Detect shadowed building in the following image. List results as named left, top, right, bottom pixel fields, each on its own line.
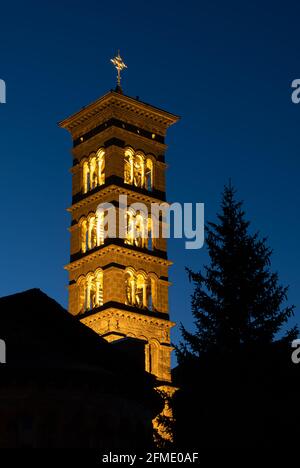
left=0, top=289, right=161, bottom=448
left=59, top=55, right=179, bottom=405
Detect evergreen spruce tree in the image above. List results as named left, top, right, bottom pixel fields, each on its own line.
left=178, top=182, right=297, bottom=361
left=172, top=183, right=298, bottom=449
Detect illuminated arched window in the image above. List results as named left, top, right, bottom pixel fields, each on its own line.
left=83, top=160, right=90, bottom=194
left=124, top=210, right=150, bottom=249
left=80, top=212, right=105, bottom=253
left=94, top=269, right=104, bottom=308
left=89, top=156, right=97, bottom=189
left=77, top=269, right=103, bottom=313
left=125, top=210, right=135, bottom=246
left=133, top=154, right=144, bottom=188
left=124, top=269, right=153, bottom=310
left=88, top=214, right=97, bottom=250
left=124, top=148, right=154, bottom=190
left=96, top=210, right=105, bottom=246
left=124, top=148, right=134, bottom=185
left=147, top=217, right=154, bottom=250
left=135, top=213, right=147, bottom=248
left=82, top=148, right=105, bottom=194
left=125, top=270, right=135, bottom=306
left=145, top=158, right=153, bottom=191
left=136, top=273, right=147, bottom=307
left=96, top=148, right=105, bottom=185
left=148, top=274, right=158, bottom=311
left=79, top=218, right=88, bottom=253
left=78, top=276, right=86, bottom=313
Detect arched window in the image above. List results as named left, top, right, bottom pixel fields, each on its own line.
left=136, top=273, right=146, bottom=307
left=86, top=272, right=96, bottom=310
left=124, top=148, right=154, bottom=191
left=82, top=149, right=105, bottom=194
left=83, top=161, right=90, bottom=194
left=96, top=211, right=105, bottom=246
left=94, top=268, right=104, bottom=307
left=78, top=276, right=86, bottom=314
left=90, top=156, right=98, bottom=189
left=124, top=269, right=153, bottom=309
left=80, top=213, right=105, bottom=253
left=135, top=213, right=147, bottom=248
left=148, top=274, right=157, bottom=311
left=125, top=210, right=135, bottom=246
left=125, top=270, right=135, bottom=306
left=77, top=269, right=103, bottom=313
left=88, top=215, right=97, bottom=250
left=79, top=218, right=88, bottom=253
left=124, top=210, right=150, bottom=249
left=124, top=148, right=134, bottom=185
left=147, top=217, right=154, bottom=250
left=145, top=158, right=153, bottom=191
left=96, top=148, right=105, bottom=186
left=133, top=154, right=144, bottom=188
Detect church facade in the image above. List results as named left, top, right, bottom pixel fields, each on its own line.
left=59, top=60, right=178, bottom=387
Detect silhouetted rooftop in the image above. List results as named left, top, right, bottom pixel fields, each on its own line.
left=0, top=289, right=161, bottom=411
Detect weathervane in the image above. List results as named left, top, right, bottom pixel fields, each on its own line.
left=110, top=51, right=127, bottom=90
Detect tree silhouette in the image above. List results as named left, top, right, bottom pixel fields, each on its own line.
left=172, top=183, right=298, bottom=449
left=178, top=182, right=297, bottom=360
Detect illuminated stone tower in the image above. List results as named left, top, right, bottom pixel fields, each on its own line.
left=59, top=54, right=179, bottom=386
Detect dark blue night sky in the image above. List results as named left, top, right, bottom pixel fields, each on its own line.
left=0, top=0, right=299, bottom=350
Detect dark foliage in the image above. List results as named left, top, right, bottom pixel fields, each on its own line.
left=172, top=183, right=299, bottom=449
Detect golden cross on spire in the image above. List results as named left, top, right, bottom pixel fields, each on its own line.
left=110, top=51, right=127, bottom=89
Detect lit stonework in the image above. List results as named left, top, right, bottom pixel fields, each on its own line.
left=59, top=90, right=179, bottom=385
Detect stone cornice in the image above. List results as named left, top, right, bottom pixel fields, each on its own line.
left=65, top=244, right=173, bottom=271
left=80, top=307, right=175, bottom=329
left=67, top=184, right=169, bottom=213
left=58, top=91, right=180, bottom=137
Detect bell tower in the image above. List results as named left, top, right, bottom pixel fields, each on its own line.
left=59, top=54, right=179, bottom=385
